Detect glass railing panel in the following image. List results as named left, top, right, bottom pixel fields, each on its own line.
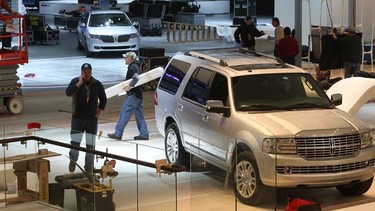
left=138, top=164, right=177, bottom=210
left=184, top=142, right=236, bottom=210
left=227, top=140, right=278, bottom=211
left=0, top=125, right=182, bottom=210
left=32, top=127, right=138, bottom=210
left=47, top=142, right=138, bottom=211
left=137, top=143, right=177, bottom=210
left=0, top=135, right=42, bottom=209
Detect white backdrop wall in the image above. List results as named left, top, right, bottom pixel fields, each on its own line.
left=39, top=0, right=230, bottom=15
left=275, top=0, right=375, bottom=45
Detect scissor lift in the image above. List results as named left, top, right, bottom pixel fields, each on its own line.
left=0, top=14, right=28, bottom=114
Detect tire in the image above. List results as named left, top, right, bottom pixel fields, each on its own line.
left=77, top=37, right=84, bottom=50
left=164, top=123, right=190, bottom=167
left=336, top=176, right=373, bottom=196
left=85, top=47, right=93, bottom=57
left=233, top=151, right=265, bottom=205
left=6, top=96, right=24, bottom=115
left=84, top=39, right=93, bottom=57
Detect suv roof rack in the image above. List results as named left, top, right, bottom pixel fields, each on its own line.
left=185, top=50, right=228, bottom=67
left=238, top=48, right=288, bottom=67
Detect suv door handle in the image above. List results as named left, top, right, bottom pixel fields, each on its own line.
left=177, top=104, right=183, bottom=111
left=202, top=114, right=209, bottom=122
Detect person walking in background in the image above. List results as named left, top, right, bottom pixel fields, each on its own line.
left=234, top=16, right=265, bottom=51
left=315, top=64, right=342, bottom=90
left=267, top=17, right=284, bottom=57
left=0, top=0, right=19, bottom=15
left=108, top=52, right=149, bottom=141
left=1, top=0, right=20, bottom=48
left=66, top=63, right=107, bottom=175
left=277, top=27, right=299, bottom=65
left=332, top=26, right=362, bottom=78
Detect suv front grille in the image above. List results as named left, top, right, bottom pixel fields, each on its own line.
left=118, top=35, right=130, bottom=42
left=296, top=134, right=361, bottom=160
left=100, top=35, right=114, bottom=43
left=277, top=159, right=375, bottom=174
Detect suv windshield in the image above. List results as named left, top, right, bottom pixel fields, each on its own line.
left=89, top=14, right=132, bottom=27
left=232, top=73, right=333, bottom=111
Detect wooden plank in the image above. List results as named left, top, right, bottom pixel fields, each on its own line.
left=0, top=151, right=60, bottom=163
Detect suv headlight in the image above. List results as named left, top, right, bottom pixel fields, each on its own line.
left=263, top=138, right=297, bottom=154
left=88, top=33, right=101, bottom=40
left=360, top=132, right=374, bottom=149
left=129, top=33, right=138, bottom=38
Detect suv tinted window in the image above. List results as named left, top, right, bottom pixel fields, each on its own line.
left=159, top=59, right=191, bottom=95
left=208, top=73, right=228, bottom=106
left=183, top=67, right=213, bottom=105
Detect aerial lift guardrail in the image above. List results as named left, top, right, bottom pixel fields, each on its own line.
left=0, top=14, right=29, bottom=114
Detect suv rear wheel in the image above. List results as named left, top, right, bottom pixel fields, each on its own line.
left=336, top=176, right=373, bottom=196
left=233, top=151, right=265, bottom=205
left=77, top=37, right=83, bottom=50
left=165, top=123, right=190, bottom=168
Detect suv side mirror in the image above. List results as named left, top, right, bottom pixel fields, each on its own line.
left=133, top=22, right=139, bottom=29
left=206, top=100, right=230, bottom=117
left=331, top=93, right=342, bottom=106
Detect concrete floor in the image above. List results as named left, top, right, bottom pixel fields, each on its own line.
left=1, top=14, right=375, bottom=211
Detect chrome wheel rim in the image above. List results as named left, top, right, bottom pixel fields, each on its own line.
left=236, top=160, right=256, bottom=198
left=166, top=129, right=179, bottom=163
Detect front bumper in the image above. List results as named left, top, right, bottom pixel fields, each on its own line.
left=86, top=37, right=139, bottom=52
left=259, top=146, right=375, bottom=187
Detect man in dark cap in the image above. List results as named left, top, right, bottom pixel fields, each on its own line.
left=66, top=63, right=107, bottom=175
left=234, top=16, right=265, bottom=51
left=332, top=26, right=362, bottom=78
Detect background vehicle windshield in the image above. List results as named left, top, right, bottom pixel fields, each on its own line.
left=232, top=73, right=332, bottom=111
left=89, top=14, right=132, bottom=27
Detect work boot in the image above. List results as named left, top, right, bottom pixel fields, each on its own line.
left=69, top=160, right=76, bottom=172
left=108, top=133, right=121, bottom=140
left=134, top=135, right=149, bottom=140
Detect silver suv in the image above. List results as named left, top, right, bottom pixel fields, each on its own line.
left=154, top=48, right=375, bottom=205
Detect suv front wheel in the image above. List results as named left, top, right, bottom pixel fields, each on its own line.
left=165, top=123, right=190, bottom=168
left=233, top=151, right=265, bottom=205
left=336, top=176, right=373, bottom=196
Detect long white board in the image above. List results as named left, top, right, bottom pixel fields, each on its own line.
left=105, top=67, right=164, bottom=99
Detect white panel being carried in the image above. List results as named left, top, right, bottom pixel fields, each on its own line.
left=326, top=77, right=375, bottom=115
left=105, top=67, right=164, bottom=99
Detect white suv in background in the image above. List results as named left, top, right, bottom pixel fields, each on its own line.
left=154, top=48, right=375, bottom=205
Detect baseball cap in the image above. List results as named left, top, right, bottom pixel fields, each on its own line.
left=81, top=63, right=92, bottom=71
left=122, top=52, right=138, bottom=60
left=346, top=26, right=356, bottom=33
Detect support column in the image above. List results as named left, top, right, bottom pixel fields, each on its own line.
left=294, top=0, right=302, bottom=67
left=348, top=0, right=356, bottom=27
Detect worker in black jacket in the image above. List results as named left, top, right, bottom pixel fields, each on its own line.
left=234, top=16, right=265, bottom=51
left=66, top=63, right=107, bottom=176
left=332, top=26, right=362, bottom=78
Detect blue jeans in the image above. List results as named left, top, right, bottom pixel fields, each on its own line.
left=115, top=94, right=149, bottom=138
left=69, top=116, right=97, bottom=173
left=344, top=62, right=360, bottom=78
